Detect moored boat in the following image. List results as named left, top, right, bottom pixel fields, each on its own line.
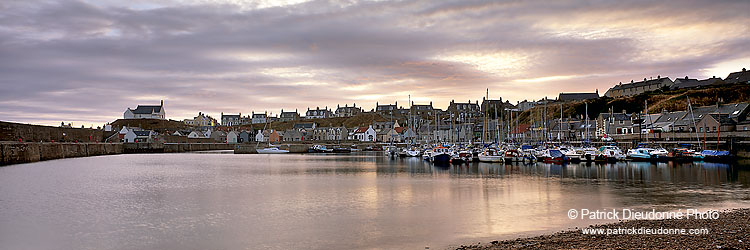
left=332, top=147, right=351, bottom=153
left=697, top=150, right=734, bottom=162
left=478, top=148, right=504, bottom=162
left=309, top=144, right=333, bottom=153
left=627, top=148, right=655, bottom=161
left=257, top=146, right=290, bottom=154
left=430, top=146, right=452, bottom=164
left=543, top=149, right=569, bottom=164
left=596, top=146, right=626, bottom=162
left=581, top=147, right=599, bottom=162
left=503, top=149, right=523, bottom=163
left=559, top=147, right=581, bottom=162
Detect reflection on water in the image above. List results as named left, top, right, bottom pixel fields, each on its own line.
left=382, top=156, right=748, bottom=186
left=0, top=153, right=748, bottom=250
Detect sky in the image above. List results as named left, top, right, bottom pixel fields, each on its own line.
left=1, top=0, right=749, bottom=127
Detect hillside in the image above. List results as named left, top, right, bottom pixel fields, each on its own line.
left=110, top=119, right=195, bottom=132
left=517, top=84, right=750, bottom=124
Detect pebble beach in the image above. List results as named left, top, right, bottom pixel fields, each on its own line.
left=456, top=209, right=749, bottom=250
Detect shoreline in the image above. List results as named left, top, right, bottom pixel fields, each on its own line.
left=456, top=208, right=749, bottom=249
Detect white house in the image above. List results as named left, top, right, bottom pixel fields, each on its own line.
left=255, top=130, right=266, bottom=142
left=123, top=130, right=137, bottom=142
left=124, top=130, right=154, bottom=143
left=119, top=126, right=130, bottom=135
left=352, top=125, right=376, bottom=141
left=226, top=131, right=239, bottom=144
left=124, top=100, right=166, bottom=119
left=188, top=131, right=205, bottom=138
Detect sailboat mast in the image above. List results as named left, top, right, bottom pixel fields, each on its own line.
left=686, top=96, right=701, bottom=149
left=585, top=101, right=588, bottom=142
left=559, top=103, right=563, bottom=142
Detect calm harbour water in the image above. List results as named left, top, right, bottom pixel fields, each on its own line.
left=1, top=152, right=749, bottom=250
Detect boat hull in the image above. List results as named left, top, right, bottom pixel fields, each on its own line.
left=431, top=153, right=451, bottom=163
left=257, top=148, right=289, bottom=154
left=478, top=156, right=503, bottom=162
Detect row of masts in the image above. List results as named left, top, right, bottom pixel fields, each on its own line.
left=402, top=90, right=708, bottom=148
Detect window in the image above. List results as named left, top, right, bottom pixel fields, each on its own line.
left=712, top=126, right=717, bottom=132
left=699, top=127, right=703, bottom=133
left=619, top=120, right=624, bottom=125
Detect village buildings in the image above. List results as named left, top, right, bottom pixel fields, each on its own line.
left=306, top=107, right=334, bottom=119
left=604, top=77, right=673, bottom=98
left=335, top=104, right=362, bottom=117
left=279, top=109, right=300, bottom=122
left=183, top=112, right=217, bottom=127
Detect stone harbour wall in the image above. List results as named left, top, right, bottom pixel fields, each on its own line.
left=0, top=142, right=123, bottom=166
left=1, top=142, right=234, bottom=166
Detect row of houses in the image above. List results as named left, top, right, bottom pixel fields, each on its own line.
left=604, top=68, right=750, bottom=98
left=163, top=120, right=415, bottom=144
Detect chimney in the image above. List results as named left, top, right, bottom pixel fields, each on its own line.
left=160, top=100, right=163, bottom=106
left=685, top=76, right=689, bottom=80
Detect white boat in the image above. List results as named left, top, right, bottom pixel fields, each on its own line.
left=405, top=148, right=421, bottom=157
left=580, top=147, right=599, bottom=162
left=559, top=147, right=581, bottom=162
left=596, top=146, right=626, bottom=162
left=256, top=146, right=289, bottom=154
left=309, top=144, right=333, bottom=153
left=422, top=149, right=433, bottom=161
left=478, top=148, right=504, bottom=162
left=652, top=147, right=669, bottom=157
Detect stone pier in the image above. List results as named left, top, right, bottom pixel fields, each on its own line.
left=1, top=142, right=234, bottom=166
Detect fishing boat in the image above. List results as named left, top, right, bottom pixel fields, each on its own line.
left=543, top=149, right=569, bottom=164
left=430, top=146, right=452, bottom=164
left=256, top=146, right=289, bottom=154
left=478, top=148, right=504, bottom=162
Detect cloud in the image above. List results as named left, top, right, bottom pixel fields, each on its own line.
left=0, top=0, right=748, bottom=126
